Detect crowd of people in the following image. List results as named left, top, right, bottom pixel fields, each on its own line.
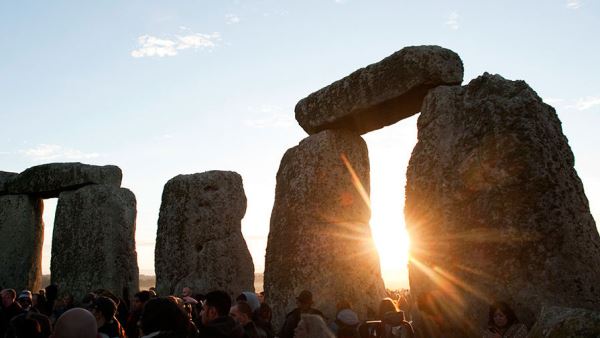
left=0, top=285, right=527, bottom=338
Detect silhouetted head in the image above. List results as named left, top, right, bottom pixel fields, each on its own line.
left=1, top=289, right=16, bottom=308
left=53, top=308, right=98, bottom=338
left=378, top=298, right=397, bottom=319
left=44, top=285, right=58, bottom=302
left=181, top=287, right=192, bottom=298
left=91, top=296, right=117, bottom=322
left=201, top=290, right=232, bottom=325
left=296, top=290, right=313, bottom=310
left=133, top=290, right=152, bottom=312
left=236, top=291, right=260, bottom=312
left=140, top=297, right=189, bottom=336
left=8, top=315, right=41, bottom=338
left=230, top=301, right=253, bottom=326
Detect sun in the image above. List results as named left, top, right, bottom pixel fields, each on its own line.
left=370, top=208, right=411, bottom=290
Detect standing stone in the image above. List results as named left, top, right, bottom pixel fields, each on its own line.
left=405, top=73, right=600, bottom=336
left=51, top=185, right=138, bottom=301
left=0, top=171, right=17, bottom=193
left=295, top=45, right=464, bottom=135
left=155, top=171, right=254, bottom=297
left=5, top=162, right=122, bottom=198
left=0, top=195, right=43, bottom=291
left=528, top=306, right=600, bottom=337
left=265, top=129, right=386, bottom=328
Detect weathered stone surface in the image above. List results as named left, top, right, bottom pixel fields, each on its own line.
left=264, top=129, right=386, bottom=328
left=0, top=171, right=18, bottom=193
left=528, top=306, right=600, bottom=337
left=0, top=195, right=43, bottom=291
left=295, top=45, right=463, bottom=135
left=155, top=171, right=254, bottom=297
left=405, top=73, right=600, bottom=336
left=51, top=185, right=138, bottom=302
left=6, top=162, right=122, bottom=198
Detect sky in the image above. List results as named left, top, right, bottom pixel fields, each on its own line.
left=1, top=0, right=599, bottom=290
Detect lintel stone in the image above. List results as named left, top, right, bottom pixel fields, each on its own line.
left=295, top=45, right=463, bottom=135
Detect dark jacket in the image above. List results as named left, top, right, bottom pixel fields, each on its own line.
left=243, top=321, right=267, bottom=338
left=279, top=308, right=325, bottom=338
left=126, top=311, right=142, bottom=338
left=0, top=302, right=23, bottom=337
left=99, top=318, right=127, bottom=338
left=254, top=319, right=274, bottom=338
left=198, top=316, right=244, bottom=338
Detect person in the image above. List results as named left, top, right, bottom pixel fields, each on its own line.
left=5, top=314, right=42, bottom=338
left=1, top=289, right=23, bottom=337
left=90, top=296, right=126, bottom=338
left=294, top=314, right=335, bottom=338
left=329, top=300, right=360, bottom=338
left=148, top=287, right=157, bottom=298
left=396, top=293, right=412, bottom=322
left=279, top=290, right=325, bottom=338
left=32, top=292, right=48, bottom=314
left=236, top=292, right=261, bottom=313
left=93, top=289, right=127, bottom=327
left=198, top=290, right=243, bottom=338
left=51, top=294, right=74, bottom=322
left=482, top=302, right=527, bottom=338
left=230, top=301, right=267, bottom=338
left=126, top=290, right=151, bottom=338
left=380, top=310, right=414, bottom=338
left=43, top=285, right=58, bottom=317
left=27, top=311, right=53, bottom=338
left=52, top=308, right=98, bottom=338
left=139, top=297, right=192, bottom=338
left=359, top=298, right=397, bottom=338
left=16, top=290, right=33, bottom=311
left=378, top=298, right=397, bottom=320
left=182, top=287, right=193, bottom=299
left=254, top=303, right=275, bottom=338
left=257, top=292, right=265, bottom=304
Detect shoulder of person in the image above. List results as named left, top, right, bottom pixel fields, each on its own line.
left=505, top=323, right=528, bottom=338
left=285, top=308, right=301, bottom=318
left=309, top=308, right=324, bottom=316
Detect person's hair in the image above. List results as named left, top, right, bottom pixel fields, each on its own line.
left=93, top=289, right=120, bottom=307
left=135, top=290, right=152, bottom=303
left=81, top=293, right=96, bottom=306
left=44, top=285, right=58, bottom=302
left=2, top=289, right=16, bottom=300
left=33, top=293, right=47, bottom=308
left=27, top=311, right=52, bottom=338
left=205, top=290, right=231, bottom=317
left=140, top=297, right=189, bottom=336
left=52, top=308, right=98, bottom=338
left=7, top=315, right=42, bottom=338
left=298, top=314, right=335, bottom=338
left=378, top=298, right=397, bottom=319
left=235, top=301, right=253, bottom=318
left=488, top=301, right=518, bottom=328
left=92, top=296, right=117, bottom=320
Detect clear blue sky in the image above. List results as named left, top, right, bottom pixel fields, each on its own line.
left=1, top=0, right=598, bottom=289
